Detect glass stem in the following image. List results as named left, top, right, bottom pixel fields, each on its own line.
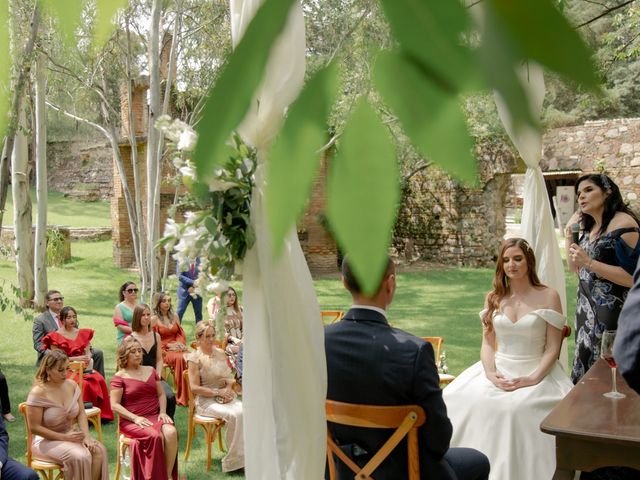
left=611, top=367, right=618, bottom=394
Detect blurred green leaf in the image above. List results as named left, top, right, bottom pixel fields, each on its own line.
left=41, top=0, right=83, bottom=44
left=93, top=0, right=128, bottom=48
left=0, top=1, right=9, bottom=138
left=476, top=9, right=537, bottom=132
left=266, top=63, right=339, bottom=254
left=489, top=0, right=599, bottom=89
left=379, top=0, right=475, bottom=91
left=326, top=98, right=399, bottom=296
left=374, top=51, right=477, bottom=184
left=193, top=0, right=295, bottom=179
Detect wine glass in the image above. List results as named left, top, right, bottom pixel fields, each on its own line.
left=600, top=330, right=625, bottom=399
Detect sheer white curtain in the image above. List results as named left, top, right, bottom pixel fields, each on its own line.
left=494, top=64, right=569, bottom=369
left=230, top=1, right=327, bottom=478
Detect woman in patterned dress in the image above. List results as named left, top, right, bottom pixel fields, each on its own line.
left=566, top=173, right=640, bottom=383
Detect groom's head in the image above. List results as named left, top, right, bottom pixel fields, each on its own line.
left=341, top=256, right=396, bottom=309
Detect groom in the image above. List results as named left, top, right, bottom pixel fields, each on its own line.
left=325, top=256, right=489, bottom=480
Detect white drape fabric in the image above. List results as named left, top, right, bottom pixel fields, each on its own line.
left=230, top=1, right=327, bottom=478
left=494, top=64, right=569, bottom=369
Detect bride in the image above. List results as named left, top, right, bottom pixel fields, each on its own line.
left=443, top=237, right=573, bottom=480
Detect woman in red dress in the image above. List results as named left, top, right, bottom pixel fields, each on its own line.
left=110, top=336, right=178, bottom=480
left=151, top=292, right=188, bottom=406
left=43, top=306, right=114, bottom=421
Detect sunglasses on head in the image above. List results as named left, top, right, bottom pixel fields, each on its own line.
left=126, top=288, right=139, bottom=293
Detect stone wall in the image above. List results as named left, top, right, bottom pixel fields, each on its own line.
left=47, top=141, right=113, bottom=200
left=542, top=117, right=640, bottom=211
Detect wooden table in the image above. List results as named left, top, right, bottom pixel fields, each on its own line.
left=540, top=358, right=640, bottom=479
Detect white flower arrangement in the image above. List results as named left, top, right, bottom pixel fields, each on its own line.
left=157, top=117, right=256, bottom=340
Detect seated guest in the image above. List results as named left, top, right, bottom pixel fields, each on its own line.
left=0, top=407, right=39, bottom=480
left=25, top=350, right=108, bottom=480
left=325, top=256, right=490, bottom=480
left=131, top=304, right=176, bottom=419
left=151, top=292, right=188, bottom=406
left=43, top=306, right=114, bottom=421
left=443, top=238, right=573, bottom=480
left=615, top=257, right=640, bottom=394
left=186, top=321, right=244, bottom=473
left=110, top=337, right=178, bottom=480
left=0, top=369, right=15, bottom=422
left=113, top=282, right=138, bottom=344
left=223, top=287, right=243, bottom=349
left=33, top=290, right=105, bottom=376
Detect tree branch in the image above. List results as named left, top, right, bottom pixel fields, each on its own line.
left=45, top=102, right=112, bottom=140
left=576, top=0, right=636, bottom=28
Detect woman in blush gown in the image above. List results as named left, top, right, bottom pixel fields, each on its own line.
left=110, top=336, right=178, bottom=480
left=186, top=321, right=244, bottom=473
left=443, top=238, right=573, bottom=480
left=151, top=292, right=188, bottom=406
left=43, top=306, right=114, bottom=421
left=25, top=350, right=108, bottom=480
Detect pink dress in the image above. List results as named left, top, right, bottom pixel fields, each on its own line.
left=153, top=321, right=188, bottom=406
left=43, top=329, right=114, bottom=421
left=25, top=383, right=109, bottom=479
left=110, top=370, right=178, bottom=480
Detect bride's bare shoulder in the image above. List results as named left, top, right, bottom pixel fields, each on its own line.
left=536, top=286, right=562, bottom=312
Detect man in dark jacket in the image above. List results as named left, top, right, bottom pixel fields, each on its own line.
left=0, top=410, right=38, bottom=480
left=325, top=256, right=489, bottom=480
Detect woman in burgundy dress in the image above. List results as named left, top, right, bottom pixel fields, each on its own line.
left=151, top=292, right=188, bottom=406
left=43, top=306, right=114, bottom=421
left=110, top=336, right=178, bottom=480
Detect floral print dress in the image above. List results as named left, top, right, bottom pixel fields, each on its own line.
left=571, top=227, right=640, bottom=383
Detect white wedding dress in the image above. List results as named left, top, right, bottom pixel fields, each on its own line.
left=443, top=309, right=573, bottom=480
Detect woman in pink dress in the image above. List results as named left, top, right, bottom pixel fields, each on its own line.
left=25, top=350, right=109, bottom=480
left=43, top=306, right=114, bottom=421
left=151, top=292, right=188, bottom=406
left=110, top=336, right=178, bottom=480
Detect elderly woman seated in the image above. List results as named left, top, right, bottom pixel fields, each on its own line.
left=186, top=321, right=244, bottom=473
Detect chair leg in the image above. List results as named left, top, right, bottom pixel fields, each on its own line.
left=217, top=424, right=225, bottom=452
left=89, top=415, right=103, bottom=442
left=206, top=425, right=212, bottom=471
left=114, top=441, right=121, bottom=480
left=184, top=420, right=195, bottom=462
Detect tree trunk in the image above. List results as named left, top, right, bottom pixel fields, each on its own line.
left=0, top=4, right=39, bottom=238
left=145, top=0, right=163, bottom=298
left=11, top=105, right=34, bottom=308
left=34, top=52, right=47, bottom=309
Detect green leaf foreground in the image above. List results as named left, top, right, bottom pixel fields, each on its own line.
left=326, top=98, right=399, bottom=296
left=41, top=0, right=84, bottom=45
left=374, top=51, right=477, bottom=184
left=266, top=63, right=339, bottom=254
left=193, top=0, right=296, bottom=180
left=489, top=0, right=600, bottom=90
left=93, top=0, right=128, bottom=49
left=0, top=1, right=9, bottom=139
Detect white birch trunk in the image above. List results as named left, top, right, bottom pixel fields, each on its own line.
left=34, top=52, right=47, bottom=309
left=11, top=105, right=34, bottom=307
left=145, top=0, right=163, bottom=298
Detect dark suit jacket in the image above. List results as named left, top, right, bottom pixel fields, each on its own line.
left=0, top=413, right=8, bottom=469
left=32, top=310, right=58, bottom=365
left=177, top=257, right=200, bottom=300
left=325, top=308, right=453, bottom=480
left=615, top=258, right=640, bottom=394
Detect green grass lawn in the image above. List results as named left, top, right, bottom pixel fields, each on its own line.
left=0, top=237, right=579, bottom=479
left=2, top=189, right=111, bottom=227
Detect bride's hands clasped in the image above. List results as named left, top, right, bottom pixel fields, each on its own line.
left=487, top=371, right=538, bottom=391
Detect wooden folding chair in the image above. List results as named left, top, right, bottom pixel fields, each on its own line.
left=19, top=403, right=65, bottom=480
left=183, top=370, right=226, bottom=471
left=421, top=337, right=455, bottom=386
left=326, top=400, right=426, bottom=480
left=321, top=311, right=344, bottom=324
left=68, top=361, right=103, bottom=441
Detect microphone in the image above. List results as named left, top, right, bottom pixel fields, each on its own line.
left=571, top=223, right=580, bottom=244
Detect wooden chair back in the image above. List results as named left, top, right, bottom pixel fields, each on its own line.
left=321, top=311, right=344, bottom=324
left=325, top=400, right=426, bottom=480
left=421, top=337, right=443, bottom=361
left=67, top=361, right=103, bottom=441
left=19, top=403, right=65, bottom=479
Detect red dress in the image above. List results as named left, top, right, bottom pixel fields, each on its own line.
left=43, top=329, right=114, bottom=421
left=153, top=321, right=188, bottom=406
left=110, top=371, right=178, bottom=480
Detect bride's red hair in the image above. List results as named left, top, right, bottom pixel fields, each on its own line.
left=482, top=238, right=544, bottom=330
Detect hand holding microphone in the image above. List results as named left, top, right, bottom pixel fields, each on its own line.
left=571, top=222, right=580, bottom=245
